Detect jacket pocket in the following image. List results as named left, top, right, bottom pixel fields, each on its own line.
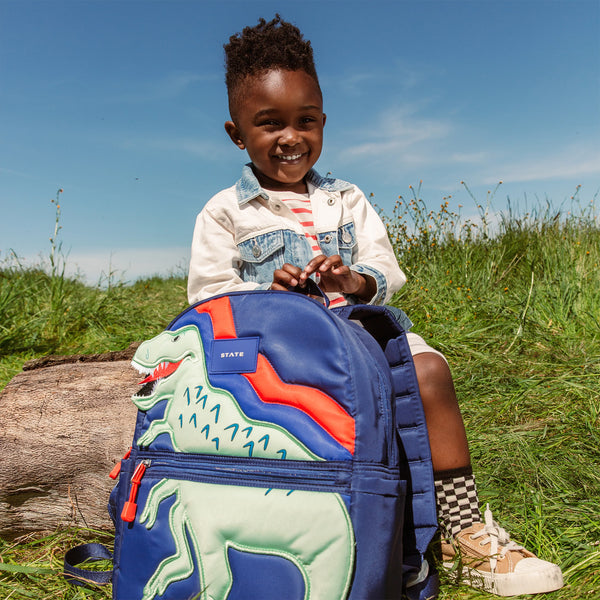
left=238, top=230, right=284, bottom=263
left=237, top=230, right=285, bottom=282
left=318, top=223, right=357, bottom=265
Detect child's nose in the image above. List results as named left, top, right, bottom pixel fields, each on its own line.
left=278, top=126, right=301, bottom=146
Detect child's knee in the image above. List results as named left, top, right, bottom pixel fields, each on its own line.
left=414, top=351, right=450, bottom=382
left=413, top=352, right=457, bottom=403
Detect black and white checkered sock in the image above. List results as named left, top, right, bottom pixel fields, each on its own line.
left=434, top=465, right=481, bottom=538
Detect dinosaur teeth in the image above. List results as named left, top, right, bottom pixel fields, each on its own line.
left=135, top=360, right=183, bottom=385
left=131, top=360, right=151, bottom=376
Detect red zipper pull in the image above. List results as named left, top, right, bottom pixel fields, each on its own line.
left=109, top=447, right=132, bottom=480
left=121, top=460, right=149, bottom=522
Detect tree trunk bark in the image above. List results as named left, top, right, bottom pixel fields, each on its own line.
left=0, top=346, right=141, bottom=539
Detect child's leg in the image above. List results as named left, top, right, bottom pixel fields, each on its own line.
left=412, top=350, right=481, bottom=538
left=412, top=352, right=470, bottom=472
left=410, top=340, right=563, bottom=596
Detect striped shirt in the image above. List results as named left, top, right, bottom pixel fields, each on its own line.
left=268, top=190, right=347, bottom=307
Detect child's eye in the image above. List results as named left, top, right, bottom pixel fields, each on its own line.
left=258, top=119, right=280, bottom=128
left=299, top=117, right=318, bottom=128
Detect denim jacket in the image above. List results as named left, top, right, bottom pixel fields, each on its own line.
left=187, top=164, right=407, bottom=309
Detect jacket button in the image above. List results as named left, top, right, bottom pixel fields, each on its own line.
left=323, top=234, right=332, bottom=243
left=252, top=245, right=262, bottom=258
left=327, top=196, right=336, bottom=206
left=342, top=232, right=353, bottom=244
left=273, top=203, right=281, bottom=211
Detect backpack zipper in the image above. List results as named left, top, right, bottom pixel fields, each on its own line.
left=120, top=459, right=151, bottom=522
left=136, top=452, right=353, bottom=494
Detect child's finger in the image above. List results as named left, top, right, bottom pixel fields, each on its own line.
left=272, top=265, right=302, bottom=290
left=317, top=254, right=344, bottom=272
left=329, top=263, right=350, bottom=275
left=302, top=254, right=327, bottom=275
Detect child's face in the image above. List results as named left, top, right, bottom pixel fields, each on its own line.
left=225, top=69, right=326, bottom=194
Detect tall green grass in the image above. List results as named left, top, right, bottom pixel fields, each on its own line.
left=1, top=185, right=599, bottom=598
left=379, top=183, right=600, bottom=598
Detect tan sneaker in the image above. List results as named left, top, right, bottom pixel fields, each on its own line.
left=441, top=505, right=563, bottom=596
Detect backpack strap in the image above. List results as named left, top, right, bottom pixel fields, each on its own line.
left=290, top=278, right=330, bottom=307
left=63, top=543, right=112, bottom=587
left=383, top=333, right=439, bottom=591
left=333, top=304, right=439, bottom=599
left=332, top=304, right=403, bottom=344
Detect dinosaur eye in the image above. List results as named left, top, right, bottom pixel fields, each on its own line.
left=172, top=335, right=180, bottom=342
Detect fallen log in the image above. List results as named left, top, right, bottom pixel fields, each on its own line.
left=0, top=345, right=141, bottom=539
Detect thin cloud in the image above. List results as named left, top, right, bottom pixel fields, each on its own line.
left=118, top=135, right=232, bottom=160
left=104, top=71, right=217, bottom=103
left=0, top=166, right=36, bottom=179
left=329, top=59, right=429, bottom=97
left=448, top=152, right=488, bottom=165
left=338, top=105, right=454, bottom=167
left=482, top=143, right=600, bottom=185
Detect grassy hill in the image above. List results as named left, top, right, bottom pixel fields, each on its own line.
left=1, top=189, right=599, bottom=598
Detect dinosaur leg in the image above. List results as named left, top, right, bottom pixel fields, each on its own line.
left=195, top=545, right=234, bottom=600
left=141, top=500, right=202, bottom=600
left=136, top=418, right=173, bottom=448
left=301, top=544, right=354, bottom=600
left=140, top=479, right=178, bottom=528
left=290, top=495, right=355, bottom=600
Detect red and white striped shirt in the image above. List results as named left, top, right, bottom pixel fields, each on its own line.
left=268, top=190, right=347, bottom=307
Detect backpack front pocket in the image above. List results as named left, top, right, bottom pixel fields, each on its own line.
left=113, top=453, right=362, bottom=600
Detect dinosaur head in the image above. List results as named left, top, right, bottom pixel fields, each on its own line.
left=132, top=325, right=203, bottom=399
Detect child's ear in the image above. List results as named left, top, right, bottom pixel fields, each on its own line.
left=322, top=113, right=327, bottom=128
left=224, top=121, right=245, bottom=150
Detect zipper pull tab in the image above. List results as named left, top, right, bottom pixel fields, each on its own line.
left=109, top=447, right=132, bottom=480
left=121, top=460, right=150, bottom=522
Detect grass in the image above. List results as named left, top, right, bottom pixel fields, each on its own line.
left=0, top=268, right=189, bottom=389
left=1, top=184, right=599, bottom=598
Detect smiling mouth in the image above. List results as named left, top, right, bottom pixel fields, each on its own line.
left=274, top=153, right=305, bottom=162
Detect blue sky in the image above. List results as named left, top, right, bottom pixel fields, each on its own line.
left=1, top=0, right=599, bottom=284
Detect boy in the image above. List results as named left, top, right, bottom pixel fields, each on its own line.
left=187, top=15, right=563, bottom=596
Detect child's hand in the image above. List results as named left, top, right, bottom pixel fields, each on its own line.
left=270, top=264, right=303, bottom=291
left=300, top=255, right=376, bottom=301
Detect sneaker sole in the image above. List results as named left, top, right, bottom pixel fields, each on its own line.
left=443, top=560, right=564, bottom=596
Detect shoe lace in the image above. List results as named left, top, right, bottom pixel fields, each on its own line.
left=470, top=504, right=525, bottom=572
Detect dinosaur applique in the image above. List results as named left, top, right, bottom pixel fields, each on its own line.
left=131, top=325, right=318, bottom=460
left=138, top=479, right=355, bottom=600
left=129, top=325, right=355, bottom=600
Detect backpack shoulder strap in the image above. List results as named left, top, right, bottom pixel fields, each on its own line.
left=384, top=334, right=438, bottom=552
left=333, top=304, right=439, bottom=599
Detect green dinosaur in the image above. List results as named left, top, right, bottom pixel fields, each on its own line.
left=139, top=479, right=354, bottom=600
left=131, top=325, right=318, bottom=460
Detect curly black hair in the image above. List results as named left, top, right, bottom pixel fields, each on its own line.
left=224, top=15, right=321, bottom=119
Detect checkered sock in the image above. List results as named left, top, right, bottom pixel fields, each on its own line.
left=434, top=465, right=481, bottom=538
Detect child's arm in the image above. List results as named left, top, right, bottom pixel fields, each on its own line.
left=188, top=205, right=270, bottom=304
left=341, top=186, right=407, bottom=304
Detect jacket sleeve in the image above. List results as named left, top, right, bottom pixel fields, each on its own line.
left=187, top=205, right=268, bottom=305
left=345, top=186, right=407, bottom=305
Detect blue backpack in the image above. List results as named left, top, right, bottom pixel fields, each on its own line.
left=65, top=290, right=439, bottom=599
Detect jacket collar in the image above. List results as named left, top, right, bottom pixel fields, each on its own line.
left=235, top=163, right=354, bottom=205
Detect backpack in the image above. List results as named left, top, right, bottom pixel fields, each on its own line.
left=65, top=290, right=439, bottom=600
